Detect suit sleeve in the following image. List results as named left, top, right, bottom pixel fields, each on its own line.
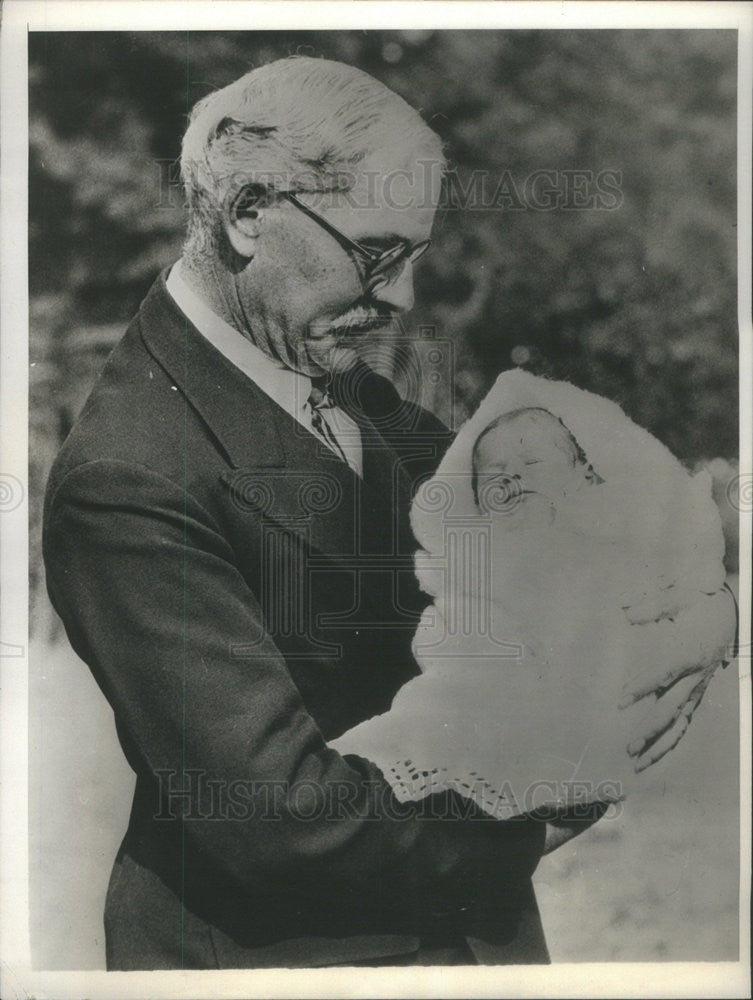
left=43, top=458, right=544, bottom=928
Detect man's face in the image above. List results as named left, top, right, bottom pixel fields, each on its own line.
left=233, top=147, right=441, bottom=376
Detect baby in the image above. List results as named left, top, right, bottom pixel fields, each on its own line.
left=471, top=407, right=602, bottom=520
left=331, top=372, right=730, bottom=822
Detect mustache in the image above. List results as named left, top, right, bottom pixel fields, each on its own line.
left=326, top=302, right=397, bottom=336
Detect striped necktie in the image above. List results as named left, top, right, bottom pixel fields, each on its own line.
left=307, top=376, right=349, bottom=465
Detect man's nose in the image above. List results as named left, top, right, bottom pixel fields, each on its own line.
left=370, top=260, right=415, bottom=312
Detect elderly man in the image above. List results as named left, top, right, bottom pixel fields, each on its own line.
left=43, top=57, right=734, bottom=970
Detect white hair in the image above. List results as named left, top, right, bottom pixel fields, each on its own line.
left=180, top=55, right=445, bottom=263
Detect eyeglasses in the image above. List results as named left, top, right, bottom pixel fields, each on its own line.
left=281, top=191, right=431, bottom=291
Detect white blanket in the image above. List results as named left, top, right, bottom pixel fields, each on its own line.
left=332, top=370, right=727, bottom=818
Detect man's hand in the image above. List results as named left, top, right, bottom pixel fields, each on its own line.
left=625, top=670, right=714, bottom=772
left=619, top=587, right=736, bottom=772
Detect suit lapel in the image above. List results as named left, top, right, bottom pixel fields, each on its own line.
left=138, top=270, right=289, bottom=470
left=138, top=272, right=404, bottom=559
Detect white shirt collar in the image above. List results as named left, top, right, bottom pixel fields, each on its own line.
left=166, top=260, right=313, bottom=423
left=165, top=260, right=363, bottom=475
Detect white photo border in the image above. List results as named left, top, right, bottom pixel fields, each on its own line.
left=2, top=3, right=751, bottom=998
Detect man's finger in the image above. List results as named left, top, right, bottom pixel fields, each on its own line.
left=632, top=671, right=713, bottom=770
left=619, top=590, right=736, bottom=708
left=626, top=672, right=710, bottom=758
left=626, top=674, right=696, bottom=755
left=633, top=712, right=691, bottom=772
left=619, top=660, right=698, bottom=710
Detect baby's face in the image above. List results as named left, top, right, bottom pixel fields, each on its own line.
left=474, top=417, right=591, bottom=513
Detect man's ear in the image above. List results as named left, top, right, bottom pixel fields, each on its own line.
left=223, top=185, right=268, bottom=259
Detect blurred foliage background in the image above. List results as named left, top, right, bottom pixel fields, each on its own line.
left=29, top=29, right=739, bottom=631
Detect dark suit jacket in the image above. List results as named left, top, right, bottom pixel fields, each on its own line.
left=43, top=271, right=549, bottom=969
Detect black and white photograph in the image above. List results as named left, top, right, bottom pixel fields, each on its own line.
left=1, top=2, right=751, bottom=997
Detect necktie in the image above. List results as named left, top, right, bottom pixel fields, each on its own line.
left=307, top=376, right=350, bottom=466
